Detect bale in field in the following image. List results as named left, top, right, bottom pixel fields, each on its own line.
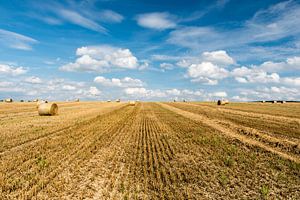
left=272, top=100, right=277, bottom=104
left=262, top=100, right=266, bottom=103
left=36, top=100, right=48, bottom=108
left=224, top=100, right=229, bottom=104
left=38, top=103, right=58, bottom=116
left=107, top=100, right=111, bottom=102
left=33, top=99, right=39, bottom=102
left=0, top=99, right=3, bottom=102
left=217, top=100, right=226, bottom=105
left=5, top=98, right=13, bottom=103
left=75, top=98, right=80, bottom=102
left=129, top=101, right=135, bottom=106
left=20, top=100, right=24, bottom=102
left=116, top=99, right=120, bottom=102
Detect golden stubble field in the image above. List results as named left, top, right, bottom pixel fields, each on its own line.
left=0, top=101, right=299, bottom=199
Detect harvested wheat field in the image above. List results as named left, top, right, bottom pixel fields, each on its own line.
left=0, top=102, right=299, bottom=199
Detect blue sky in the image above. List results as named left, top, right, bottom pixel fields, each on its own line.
left=0, top=0, right=300, bottom=101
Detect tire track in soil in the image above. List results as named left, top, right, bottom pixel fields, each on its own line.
left=1, top=105, right=133, bottom=199
left=171, top=103, right=300, bottom=157
left=0, top=104, right=127, bottom=156
left=184, top=102, right=300, bottom=141
left=188, top=102, right=300, bottom=123
left=158, top=103, right=300, bottom=164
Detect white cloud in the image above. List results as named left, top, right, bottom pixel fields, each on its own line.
left=168, top=26, right=219, bottom=49
left=167, top=0, right=300, bottom=58
left=0, top=29, right=38, bottom=50
left=62, top=85, right=77, bottom=91
left=231, top=95, right=251, bottom=102
left=202, top=50, right=235, bottom=66
left=94, top=76, right=144, bottom=87
left=124, top=87, right=166, bottom=98
left=151, top=54, right=181, bottom=61
left=123, top=87, right=229, bottom=101
left=60, top=45, right=141, bottom=72
left=0, top=81, right=14, bottom=87
left=260, top=56, right=300, bottom=72
left=24, top=76, right=42, bottom=84
left=187, top=62, right=229, bottom=85
left=0, top=64, right=27, bottom=76
left=236, top=86, right=300, bottom=101
left=136, top=12, right=176, bottom=30
left=160, top=63, right=174, bottom=71
left=210, top=91, right=228, bottom=98
left=166, top=89, right=181, bottom=96
left=99, top=10, right=124, bottom=23
left=282, top=77, right=300, bottom=86
left=175, top=49, right=234, bottom=71
left=176, top=59, right=193, bottom=68
left=88, top=86, right=101, bottom=96
left=57, top=9, right=107, bottom=33
left=231, top=66, right=280, bottom=83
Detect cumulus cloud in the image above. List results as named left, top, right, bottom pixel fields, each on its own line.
left=88, top=86, right=101, bottom=96
left=124, top=87, right=167, bottom=98
left=187, top=62, right=229, bottom=85
left=282, top=77, right=300, bottom=86
left=24, top=76, right=42, bottom=84
left=60, top=45, right=144, bottom=72
left=0, top=64, right=27, bottom=76
left=174, top=50, right=235, bottom=84
left=210, top=91, right=227, bottom=97
left=94, top=76, right=144, bottom=87
left=260, top=56, right=300, bottom=72
left=136, top=12, right=176, bottom=30
left=231, top=66, right=280, bottom=83
left=202, top=50, right=235, bottom=66
left=0, top=29, right=38, bottom=50
left=236, top=86, right=300, bottom=101
left=123, top=87, right=228, bottom=101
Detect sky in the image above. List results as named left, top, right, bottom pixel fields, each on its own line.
left=0, top=0, right=300, bottom=101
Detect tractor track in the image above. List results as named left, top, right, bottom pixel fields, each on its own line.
left=158, top=103, right=300, bottom=164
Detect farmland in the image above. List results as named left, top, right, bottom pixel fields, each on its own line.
left=0, top=102, right=299, bottom=199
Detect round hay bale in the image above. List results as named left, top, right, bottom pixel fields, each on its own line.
left=38, top=103, right=58, bottom=116
left=217, top=100, right=226, bottom=105
left=129, top=101, right=135, bottom=106
left=116, top=99, right=120, bottom=102
left=5, top=98, right=13, bottom=103
left=36, top=100, right=48, bottom=108
left=75, top=98, right=80, bottom=102
left=107, top=100, right=111, bottom=102
left=272, top=100, right=277, bottom=104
